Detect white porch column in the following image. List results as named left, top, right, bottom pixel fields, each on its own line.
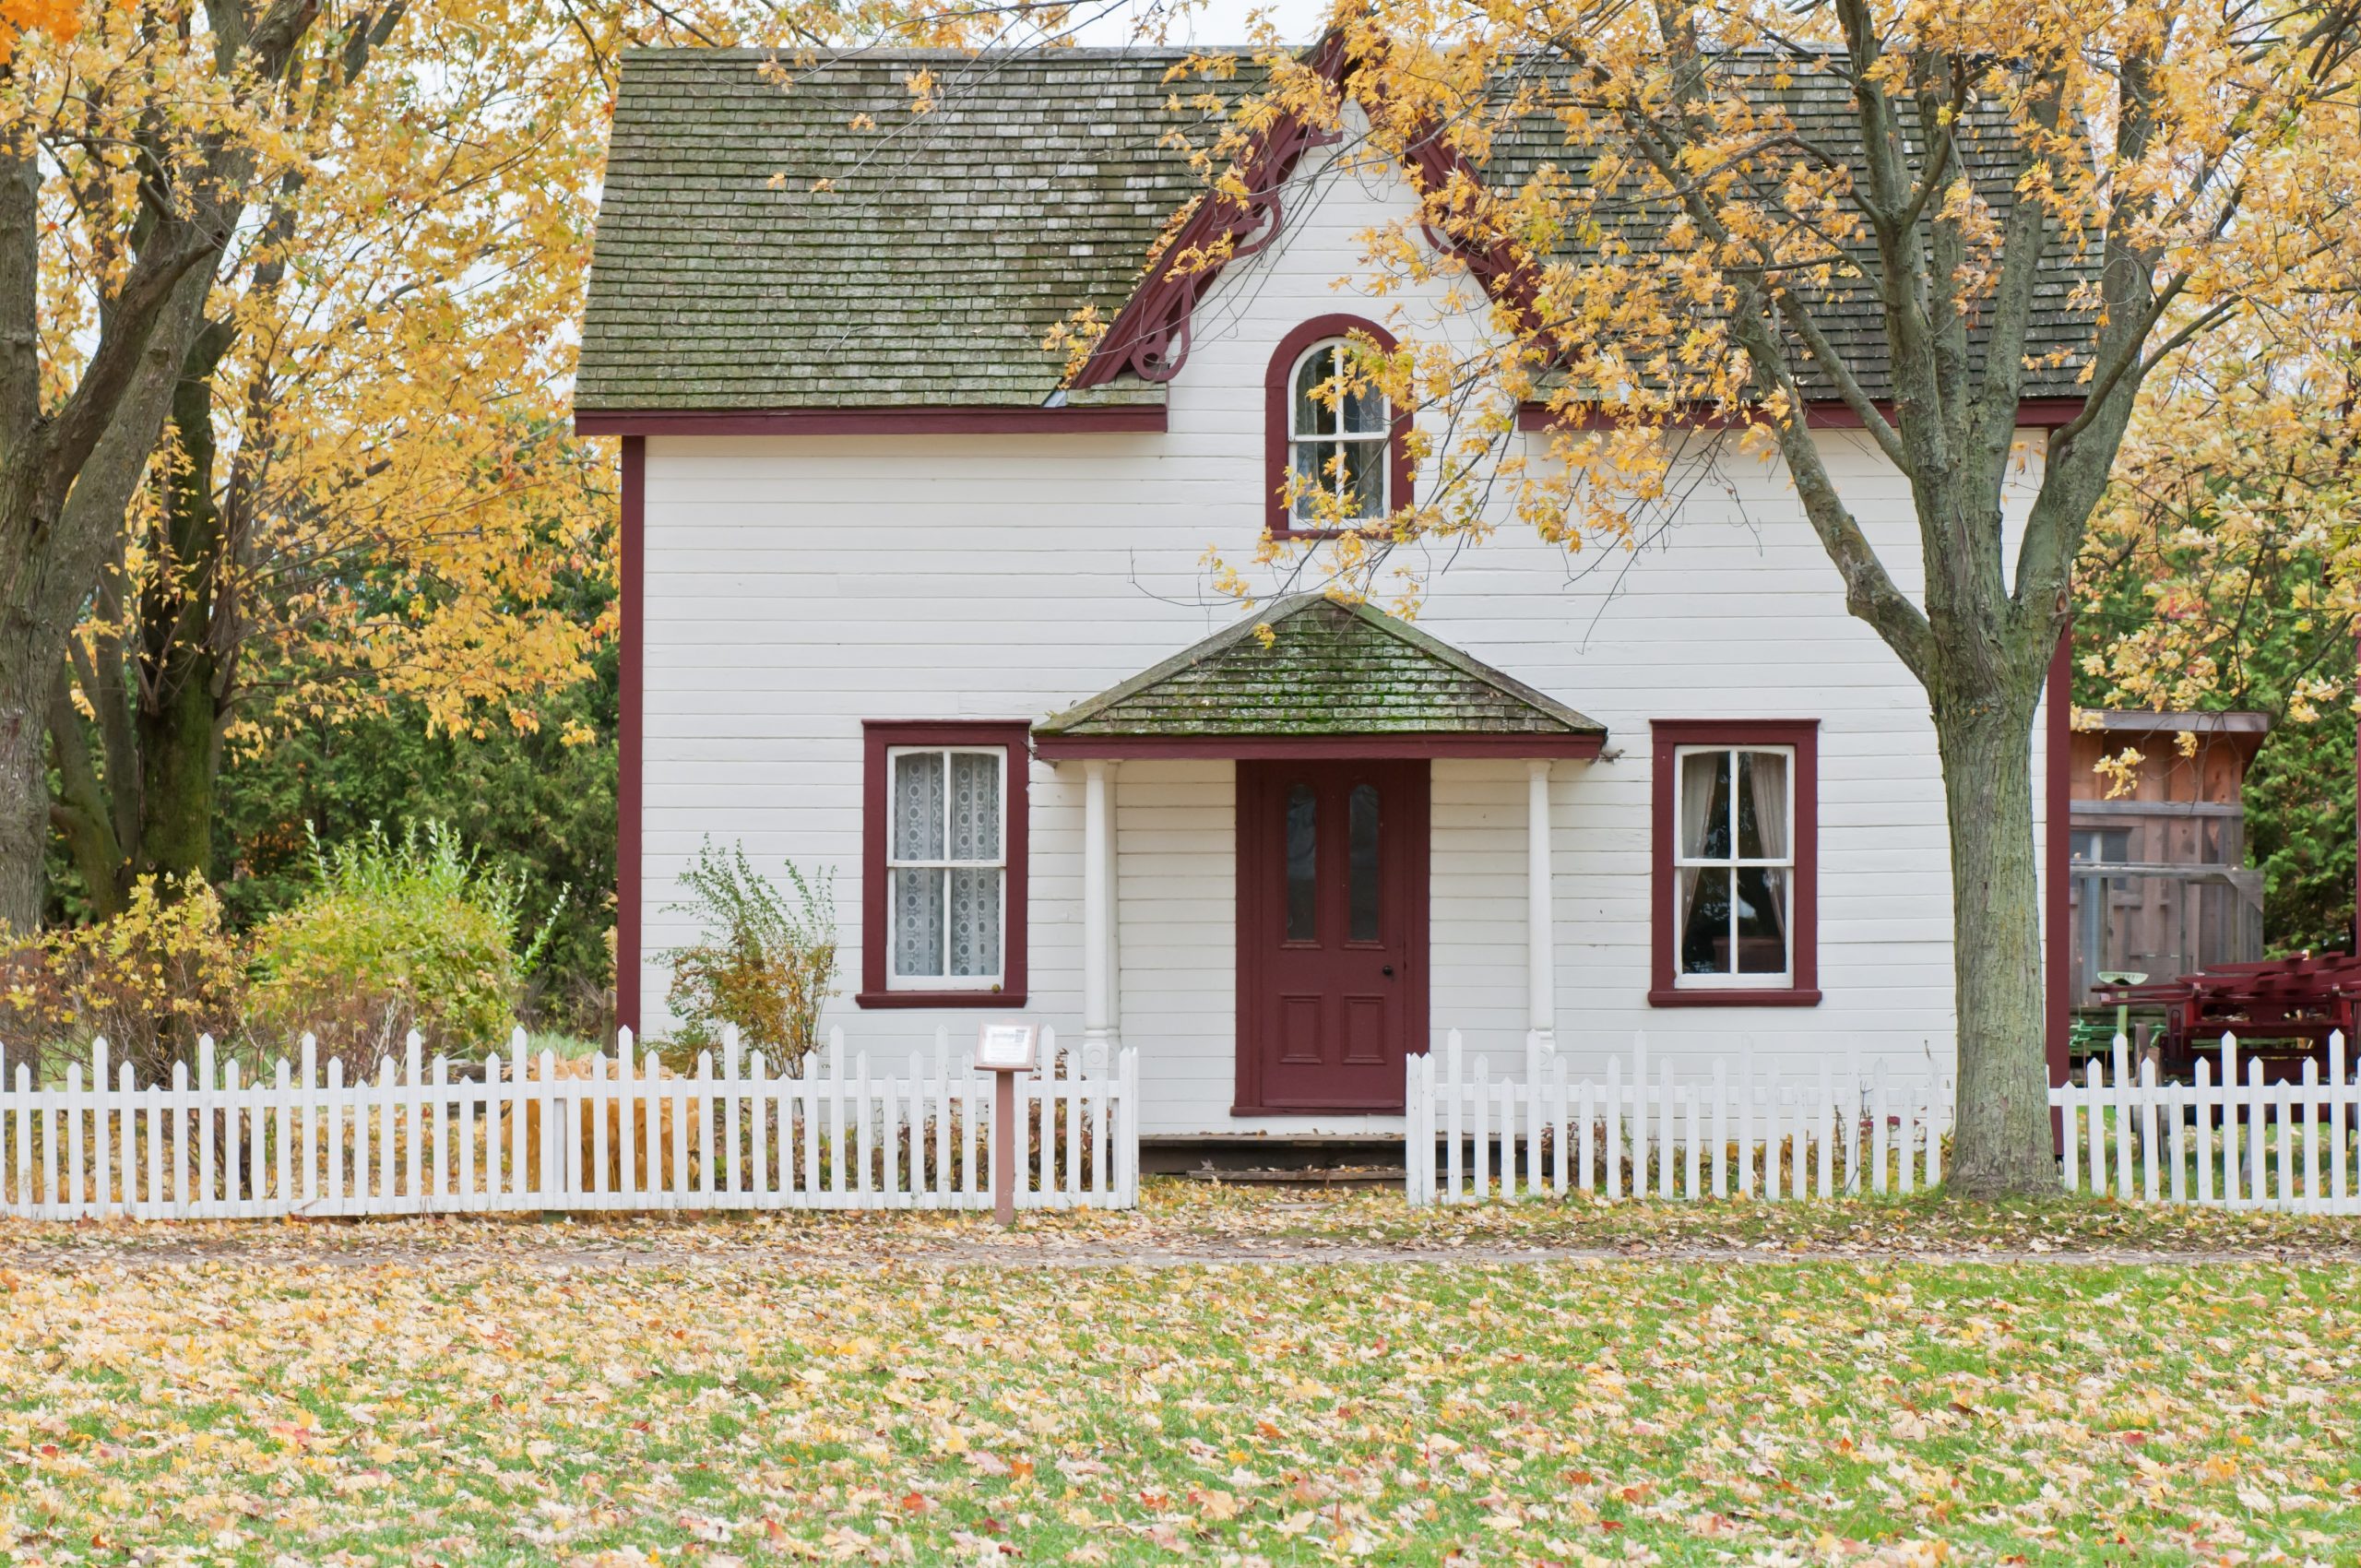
left=1083, top=759, right=1119, bottom=1053
left=1526, top=759, right=1556, bottom=1054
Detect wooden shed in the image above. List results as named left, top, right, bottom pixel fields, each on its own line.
left=2067, top=711, right=2269, bottom=1009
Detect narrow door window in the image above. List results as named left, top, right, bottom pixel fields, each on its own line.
left=1347, top=782, right=1381, bottom=942
left=1284, top=784, right=1319, bottom=941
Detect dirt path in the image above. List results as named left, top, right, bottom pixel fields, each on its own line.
left=6, top=1233, right=2358, bottom=1271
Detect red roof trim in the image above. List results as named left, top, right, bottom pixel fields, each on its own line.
left=575, top=406, right=1166, bottom=436
left=1517, top=397, right=2087, bottom=433
left=1034, top=732, right=1603, bottom=760
left=1070, top=33, right=1354, bottom=389
left=1070, top=34, right=1549, bottom=392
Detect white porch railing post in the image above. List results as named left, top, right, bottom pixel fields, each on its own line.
left=1526, top=760, right=1556, bottom=1059
left=1082, top=758, right=1118, bottom=1058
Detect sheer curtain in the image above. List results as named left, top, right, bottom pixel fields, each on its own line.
left=1744, top=749, right=1790, bottom=953
left=1677, top=750, right=1721, bottom=956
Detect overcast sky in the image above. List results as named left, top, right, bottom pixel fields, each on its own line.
left=1063, top=0, right=1330, bottom=48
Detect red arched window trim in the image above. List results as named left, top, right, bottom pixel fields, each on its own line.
left=1264, top=315, right=1413, bottom=540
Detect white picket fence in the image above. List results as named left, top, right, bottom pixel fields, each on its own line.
left=2057, top=1031, right=2361, bottom=1214
left=0, top=1025, right=1138, bottom=1220
left=1406, top=1031, right=1953, bottom=1206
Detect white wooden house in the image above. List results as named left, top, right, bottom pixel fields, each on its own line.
left=574, top=44, right=2083, bottom=1142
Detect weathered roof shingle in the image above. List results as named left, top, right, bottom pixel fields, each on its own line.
left=578, top=46, right=2099, bottom=413
left=1032, top=596, right=1607, bottom=740
left=578, top=48, right=1231, bottom=412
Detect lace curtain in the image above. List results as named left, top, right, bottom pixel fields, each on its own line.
left=892, top=750, right=1002, bottom=980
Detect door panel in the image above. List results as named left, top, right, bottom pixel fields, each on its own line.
left=1236, top=759, right=1430, bottom=1111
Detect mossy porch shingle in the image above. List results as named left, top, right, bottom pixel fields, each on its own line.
left=1033, top=597, right=1606, bottom=740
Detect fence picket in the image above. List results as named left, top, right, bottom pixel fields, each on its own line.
left=1445, top=1031, right=1465, bottom=1204
left=2334, top=1032, right=2350, bottom=1213
left=1603, top=1052, right=1621, bottom=1202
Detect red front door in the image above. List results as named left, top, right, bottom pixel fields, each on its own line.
left=1236, top=759, right=1430, bottom=1112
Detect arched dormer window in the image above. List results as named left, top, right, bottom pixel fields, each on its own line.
left=1264, top=315, right=1410, bottom=539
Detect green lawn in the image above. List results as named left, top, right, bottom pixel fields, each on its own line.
left=2, top=1225, right=2357, bottom=1563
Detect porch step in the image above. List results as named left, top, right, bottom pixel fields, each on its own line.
left=1181, top=1163, right=1406, bottom=1188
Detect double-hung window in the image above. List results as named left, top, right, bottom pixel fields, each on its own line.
left=1650, top=720, right=1820, bottom=1005
left=1673, top=745, right=1794, bottom=984
left=888, top=747, right=1005, bottom=988
left=860, top=722, right=1029, bottom=1007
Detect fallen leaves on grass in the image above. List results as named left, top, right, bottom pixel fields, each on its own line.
left=0, top=1246, right=2357, bottom=1562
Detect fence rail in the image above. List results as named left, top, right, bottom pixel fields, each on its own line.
left=1406, top=1032, right=1952, bottom=1206
left=2058, top=1030, right=2359, bottom=1214
left=0, top=1026, right=1138, bottom=1220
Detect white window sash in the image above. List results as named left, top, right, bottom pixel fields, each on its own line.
left=1669, top=743, right=1796, bottom=987
left=1288, top=339, right=1390, bottom=518
left=884, top=745, right=1007, bottom=990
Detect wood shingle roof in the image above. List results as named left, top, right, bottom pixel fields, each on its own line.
left=577, top=45, right=2101, bottom=415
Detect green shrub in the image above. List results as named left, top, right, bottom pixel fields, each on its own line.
left=0, top=874, right=247, bottom=1085
left=662, top=841, right=837, bottom=1073
left=249, top=821, right=558, bottom=1068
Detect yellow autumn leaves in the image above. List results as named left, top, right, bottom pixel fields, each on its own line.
left=3, top=1206, right=2359, bottom=1564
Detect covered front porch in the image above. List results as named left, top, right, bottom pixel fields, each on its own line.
left=1031, top=595, right=1606, bottom=1134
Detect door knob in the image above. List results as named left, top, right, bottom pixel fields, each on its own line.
left=1382, top=965, right=1396, bottom=978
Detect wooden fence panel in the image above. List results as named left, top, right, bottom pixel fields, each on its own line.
left=1406, top=1032, right=1952, bottom=1207
left=0, top=1024, right=1138, bottom=1220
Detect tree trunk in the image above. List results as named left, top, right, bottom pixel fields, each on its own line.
left=0, top=267, right=215, bottom=931
left=0, top=616, right=49, bottom=933
left=1930, top=669, right=2058, bottom=1196
left=133, top=331, right=232, bottom=886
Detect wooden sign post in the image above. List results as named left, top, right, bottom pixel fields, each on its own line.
left=975, top=1022, right=1038, bottom=1226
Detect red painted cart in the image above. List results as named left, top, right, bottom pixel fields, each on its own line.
left=2093, top=953, right=2361, bottom=1082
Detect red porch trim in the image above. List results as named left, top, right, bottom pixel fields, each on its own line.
left=1033, top=732, right=1604, bottom=761
left=1648, top=719, right=1821, bottom=1008
left=575, top=406, right=1165, bottom=437
left=1264, top=315, right=1415, bottom=540
left=857, top=720, right=1033, bottom=1011
left=617, top=435, right=646, bottom=1036
left=1518, top=397, right=2088, bottom=434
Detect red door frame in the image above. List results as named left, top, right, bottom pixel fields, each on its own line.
left=1234, top=759, right=1430, bottom=1114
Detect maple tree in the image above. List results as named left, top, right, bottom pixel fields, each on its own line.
left=0, top=0, right=332, bottom=936
left=13, top=0, right=1058, bottom=926
left=38, top=0, right=617, bottom=917
left=2076, top=314, right=2361, bottom=948
left=1204, top=0, right=2361, bottom=1194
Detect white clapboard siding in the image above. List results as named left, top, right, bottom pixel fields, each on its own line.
left=1406, top=1030, right=1952, bottom=1206
left=0, top=1026, right=1138, bottom=1221
left=2053, top=1031, right=2361, bottom=1215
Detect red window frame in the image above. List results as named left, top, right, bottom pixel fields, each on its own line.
left=857, top=720, right=1031, bottom=1009
left=1264, top=315, right=1414, bottom=540
left=1649, top=719, right=1821, bottom=1007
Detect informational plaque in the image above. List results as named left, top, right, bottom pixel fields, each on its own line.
left=975, top=1021, right=1038, bottom=1074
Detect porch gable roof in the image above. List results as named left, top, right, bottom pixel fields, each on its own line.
left=1032, top=596, right=1606, bottom=758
